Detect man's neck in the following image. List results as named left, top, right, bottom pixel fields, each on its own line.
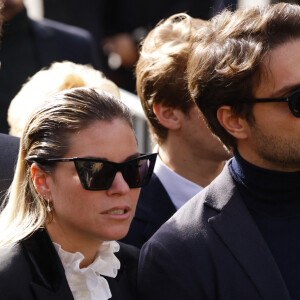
left=158, top=141, right=226, bottom=187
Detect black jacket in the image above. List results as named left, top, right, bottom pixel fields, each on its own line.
left=138, top=161, right=291, bottom=300
left=0, top=229, right=139, bottom=299
left=0, top=134, right=19, bottom=200
left=121, top=173, right=176, bottom=248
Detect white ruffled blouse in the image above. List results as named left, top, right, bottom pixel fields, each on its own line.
left=53, top=241, right=121, bottom=300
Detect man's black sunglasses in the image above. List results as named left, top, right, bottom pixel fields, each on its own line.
left=43, top=153, right=157, bottom=191
left=246, top=89, right=300, bottom=117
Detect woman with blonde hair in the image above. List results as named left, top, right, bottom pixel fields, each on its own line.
left=0, top=87, right=156, bottom=299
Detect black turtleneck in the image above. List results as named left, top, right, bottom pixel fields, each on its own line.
left=229, top=150, right=300, bottom=300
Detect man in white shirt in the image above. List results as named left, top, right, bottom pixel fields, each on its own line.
left=121, top=13, right=231, bottom=248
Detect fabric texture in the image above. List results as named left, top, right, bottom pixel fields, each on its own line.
left=0, top=229, right=139, bottom=299
left=54, top=241, right=120, bottom=300
left=138, top=160, right=292, bottom=300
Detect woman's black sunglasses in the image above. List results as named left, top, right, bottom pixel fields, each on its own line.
left=247, top=89, right=300, bottom=117
left=43, top=153, right=157, bottom=191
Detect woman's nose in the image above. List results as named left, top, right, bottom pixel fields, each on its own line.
left=107, top=171, right=130, bottom=195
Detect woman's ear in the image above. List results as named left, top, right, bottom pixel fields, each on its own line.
left=31, top=163, right=51, bottom=198
left=153, top=102, right=183, bottom=130
left=217, top=106, right=249, bottom=140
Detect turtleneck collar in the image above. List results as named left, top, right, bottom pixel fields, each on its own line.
left=229, top=149, right=300, bottom=217
left=2, top=7, right=29, bottom=37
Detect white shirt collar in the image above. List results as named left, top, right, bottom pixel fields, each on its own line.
left=154, top=152, right=203, bottom=210
left=54, top=241, right=120, bottom=300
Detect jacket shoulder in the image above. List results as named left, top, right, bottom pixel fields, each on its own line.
left=0, top=243, right=33, bottom=298
left=30, top=18, right=93, bottom=41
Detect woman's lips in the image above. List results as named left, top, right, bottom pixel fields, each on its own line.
left=101, top=206, right=131, bottom=219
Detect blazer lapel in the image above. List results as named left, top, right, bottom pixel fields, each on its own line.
left=206, top=163, right=291, bottom=300
left=139, top=174, right=176, bottom=239
left=21, top=229, right=74, bottom=300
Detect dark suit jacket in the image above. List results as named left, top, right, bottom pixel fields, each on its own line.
left=138, top=161, right=291, bottom=300
left=29, top=18, right=101, bottom=70
left=121, top=173, right=176, bottom=248
left=0, top=229, right=139, bottom=299
left=0, top=9, right=101, bottom=133
left=0, top=134, right=19, bottom=200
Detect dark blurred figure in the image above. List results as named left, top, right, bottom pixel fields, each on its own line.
left=43, top=0, right=237, bottom=93
left=0, top=0, right=101, bottom=133
left=0, top=1, right=19, bottom=200
left=0, top=133, right=19, bottom=200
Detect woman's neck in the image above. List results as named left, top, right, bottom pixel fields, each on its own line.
left=46, top=221, right=103, bottom=268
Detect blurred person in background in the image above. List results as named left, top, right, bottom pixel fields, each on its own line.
left=121, top=13, right=231, bottom=248
left=0, top=0, right=19, bottom=200
left=0, top=0, right=101, bottom=133
left=43, top=0, right=235, bottom=93
left=8, top=61, right=120, bottom=137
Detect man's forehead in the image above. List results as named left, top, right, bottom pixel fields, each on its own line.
left=254, top=38, right=300, bottom=98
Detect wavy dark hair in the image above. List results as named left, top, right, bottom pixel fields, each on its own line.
left=188, top=3, right=300, bottom=149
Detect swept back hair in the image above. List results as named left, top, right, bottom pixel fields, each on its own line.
left=0, top=87, right=133, bottom=246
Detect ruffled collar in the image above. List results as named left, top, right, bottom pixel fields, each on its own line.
left=53, top=241, right=120, bottom=300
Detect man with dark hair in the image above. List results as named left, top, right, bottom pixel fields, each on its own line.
left=121, top=13, right=231, bottom=248
left=138, top=3, right=300, bottom=299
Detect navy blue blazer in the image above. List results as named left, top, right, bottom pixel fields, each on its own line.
left=0, top=134, right=19, bottom=200
left=138, top=161, right=291, bottom=300
left=121, top=173, right=176, bottom=248
left=0, top=229, right=139, bottom=299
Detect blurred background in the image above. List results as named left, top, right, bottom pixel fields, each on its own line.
left=8, top=0, right=295, bottom=152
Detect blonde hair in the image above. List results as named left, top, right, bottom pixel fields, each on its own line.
left=8, top=61, right=120, bottom=137
left=0, top=87, right=133, bottom=246
left=136, top=13, right=206, bottom=144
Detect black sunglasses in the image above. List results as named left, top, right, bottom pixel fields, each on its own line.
left=248, top=89, right=300, bottom=118
left=43, top=153, right=157, bottom=191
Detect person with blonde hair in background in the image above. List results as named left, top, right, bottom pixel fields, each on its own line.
left=0, top=87, right=157, bottom=299
left=8, top=61, right=120, bottom=137
left=122, top=13, right=231, bottom=248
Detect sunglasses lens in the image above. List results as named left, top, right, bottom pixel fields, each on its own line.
left=122, top=158, right=152, bottom=188
left=289, top=92, right=300, bottom=117
left=74, top=154, right=156, bottom=190
left=75, top=160, right=114, bottom=190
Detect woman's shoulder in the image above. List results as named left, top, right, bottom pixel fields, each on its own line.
left=0, top=242, right=27, bottom=273
left=0, top=242, right=33, bottom=298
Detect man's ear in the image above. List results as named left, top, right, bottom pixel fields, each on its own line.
left=31, top=163, right=51, bottom=199
left=153, top=102, right=183, bottom=130
left=217, top=106, right=249, bottom=140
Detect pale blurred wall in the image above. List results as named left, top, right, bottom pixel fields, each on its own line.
left=24, top=0, right=43, bottom=19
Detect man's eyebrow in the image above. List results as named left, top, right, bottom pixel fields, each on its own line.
left=272, top=84, right=300, bottom=97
